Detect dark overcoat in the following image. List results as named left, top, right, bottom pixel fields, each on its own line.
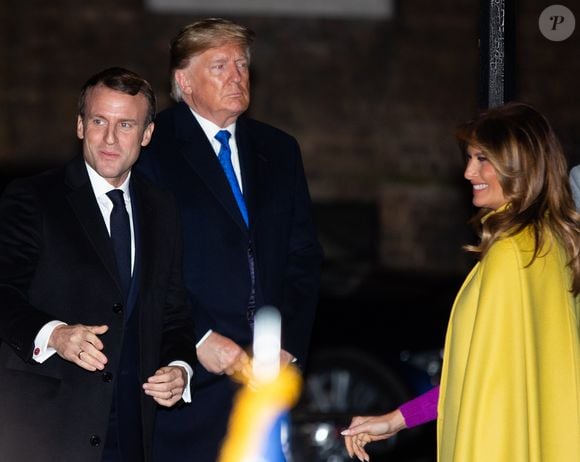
left=0, top=156, right=196, bottom=462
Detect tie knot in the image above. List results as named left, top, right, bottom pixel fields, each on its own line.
left=215, top=130, right=231, bottom=146
left=106, top=189, right=125, bottom=208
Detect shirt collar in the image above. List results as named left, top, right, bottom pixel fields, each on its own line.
left=189, top=108, right=236, bottom=142
left=85, top=161, right=131, bottom=199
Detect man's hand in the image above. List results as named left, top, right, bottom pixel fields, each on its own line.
left=197, top=331, right=250, bottom=378
left=143, top=366, right=187, bottom=407
left=48, top=324, right=109, bottom=371
left=280, top=349, right=296, bottom=367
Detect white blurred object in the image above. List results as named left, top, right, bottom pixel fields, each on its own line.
left=253, top=306, right=281, bottom=384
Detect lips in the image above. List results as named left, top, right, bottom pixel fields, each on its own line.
left=100, top=150, right=121, bottom=158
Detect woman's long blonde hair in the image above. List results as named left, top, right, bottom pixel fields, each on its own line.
left=457, top=102, right=580, bottom=295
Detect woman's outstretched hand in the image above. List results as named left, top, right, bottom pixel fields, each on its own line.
left=341, top=409, right=407, bottom=461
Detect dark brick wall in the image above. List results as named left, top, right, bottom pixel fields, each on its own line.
left=1, top=1, right=578, bottom=274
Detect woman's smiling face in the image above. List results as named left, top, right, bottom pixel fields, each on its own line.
left=464, top=145, right=507, bottom=210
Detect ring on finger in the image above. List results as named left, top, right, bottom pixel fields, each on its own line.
left=78, top=350, right=84, bottom=360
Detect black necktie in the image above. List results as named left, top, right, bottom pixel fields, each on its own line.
left=107, top=189, right=131, bottom=300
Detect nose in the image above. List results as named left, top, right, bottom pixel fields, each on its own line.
left=105, top=125, right=117, bottom=145
left=228, top=62, right=242, bottom=82
left=464, top=158, right=478, bottom=180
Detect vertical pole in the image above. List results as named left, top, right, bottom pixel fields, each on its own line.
left=479, top=0, right=515, bottom=109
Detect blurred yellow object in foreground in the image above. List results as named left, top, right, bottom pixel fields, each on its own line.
left=218, top=365, right=302, bottom=462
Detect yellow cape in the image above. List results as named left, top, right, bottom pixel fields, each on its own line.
left=438, top=227, right=580, bottom=461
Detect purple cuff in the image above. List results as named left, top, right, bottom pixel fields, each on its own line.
left=399, top=385, right=439, bottom=428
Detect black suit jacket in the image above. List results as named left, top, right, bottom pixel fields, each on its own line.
left=0, top=156, right=196, bottom=462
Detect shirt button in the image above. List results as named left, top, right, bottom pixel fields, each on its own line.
left=89, top=435, right=101, bottom=447
left=102, top=372, right=113, bottom=382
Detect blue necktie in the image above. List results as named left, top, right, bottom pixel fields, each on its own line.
left=215, top=130, right=255, bottom=325
left=107, top=189, right=131, bottom=300
left=215, top=130, right=249, bottom=227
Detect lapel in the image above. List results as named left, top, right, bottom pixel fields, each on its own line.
left=125, top=179, right=142, bottom=318
left=173, top=103, right=253, bottom=234
left=64, top=156, right=121, bottom=292
left=129, top=171, right=162, bottom=306
left=235, top=116, right=267, bottom=229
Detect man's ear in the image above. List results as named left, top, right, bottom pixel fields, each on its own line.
left=76, top=115, right=85, bottom=140
left=141, top=122, right=155, bottom=147
left=174, top=70, right=191, bottom=96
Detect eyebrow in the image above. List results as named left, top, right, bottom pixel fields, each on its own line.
left=90, top=114, right=139, bottom=124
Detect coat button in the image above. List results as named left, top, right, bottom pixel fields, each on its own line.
left=112, top=303, right=123, bottom=315
left=102, top=371, right=113, bottom=382
left=89, top=435, right=101, bottom=446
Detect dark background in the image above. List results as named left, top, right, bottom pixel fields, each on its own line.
left=1, top=1, right=579, bottom=461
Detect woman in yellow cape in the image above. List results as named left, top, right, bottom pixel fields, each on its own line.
left=342, top=102, right=580, bottom=462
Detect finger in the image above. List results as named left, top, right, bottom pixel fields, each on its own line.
left=353, top=441, right=368, bottom=462
left=147, top=367, right=182, bottom=385
left=79, top=341, right=108, bottom=363
left=86, top=325, right=109, bottom=346
left=143, top=384, right=174, bottom=401
left=77, top=325, right=109, bottom=352
left=75, top=350, right=102, bottom=372
left=147, top=385, right=183, bottom=407
left=152, top=393, right=181, bottom=407
left=344, top=435, right=355, bottom=457
left=341, top=426, right=361, bottom=436
left=357, top=440, right=370, bottom=462
left=238, top=349, right=250, bottom=363
left=224, top=353, right=251, bottom=376
left=88, top=325, right=109, bottom=335
left=344, top=421, right=373, bottom=436
left=143, top=370, right=184, bottom=396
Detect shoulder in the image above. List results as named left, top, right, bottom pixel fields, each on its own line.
left=480, top=230, right=533, bottom=275
left=132, top=171, right=175, bottom=205
left=571, top=165, right=580, bottom=207
left=481, top=226, right=563, bottom=280
left=147, top=102, right=194, bottom=145
left=570, top=164, right=580, bottom=182
left=154, top=102, right=189, bottom=126
left=2, top=165, right=66, bottom=201
left=238, top=116, right=299, bottom=149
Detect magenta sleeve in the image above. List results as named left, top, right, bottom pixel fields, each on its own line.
left=399, top=385, right=440, bottom=428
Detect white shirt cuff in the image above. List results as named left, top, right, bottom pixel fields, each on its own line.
left=169, top=360, right=194, bottom=403
left=195, top=329, right=213, bottom=349
left=33, top=320, right=67, bottom=363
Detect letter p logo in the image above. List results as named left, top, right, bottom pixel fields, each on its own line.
left=539, top=5, right=576, bottom=41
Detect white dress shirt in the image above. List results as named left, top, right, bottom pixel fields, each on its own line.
left=190, top=108, right=243, bottom=192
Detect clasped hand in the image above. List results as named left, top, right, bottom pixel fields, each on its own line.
left=49, top=323, right=186, bottom=407
left=196, top=331, right=296, bottom=384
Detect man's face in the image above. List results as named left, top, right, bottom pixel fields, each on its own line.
left=176, top=42, right=250, bottom=127
left=77, top=85, right=154, bottom=187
